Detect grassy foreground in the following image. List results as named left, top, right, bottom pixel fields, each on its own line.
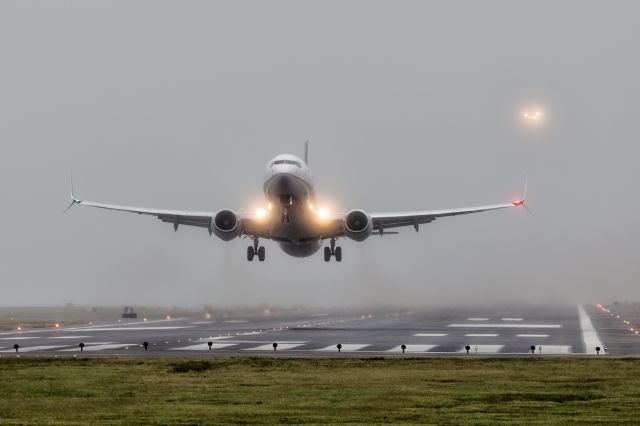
left=0, top=357, right=639, bottom=425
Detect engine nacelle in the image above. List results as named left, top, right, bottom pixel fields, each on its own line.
left=343, top=209, right=373, bottom=241
left=211, top=209, right=241, bottom=241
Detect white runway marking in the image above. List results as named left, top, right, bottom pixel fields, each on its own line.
left=190, top=321, right=214, bottom=325
left=388, top=344, right=437, bottom=353
left=171, top=343, right=237, bottom=351
left=317, top=344, right=370, bottom=352
left=245, top=343, right=305, bottom=351
left=458, top=345, right=504, bottom=353
left=413, top=333, right=448, bottom=337
left=537, top=345, right=572, bottom=354
left=62, top=326, right=193, bottom=331
left=0, top=337, right=41, bottom=340
left=49, top=336, right=92, bottom=339
left=502, top=318, right=523, bottom=321
left=0, top=345, right=68, bottom=353
left=64, top=318, right=188, bottom=331
left=465, top=334, right=498, bottom=337
left=517, top=334, right=549, bottom=338
left=578, top=305, right=604, bottom=355
left=224, top=320, right=247, bottom=323
left=60, top=343, right=130, bottom=352
left=448, top=324, right=562, bottom=328
left=467, top=318, right=489, bottom=321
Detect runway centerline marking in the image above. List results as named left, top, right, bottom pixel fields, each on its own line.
left=467, top=318, right=489, bottom=321
left=578, top=305, right=604, bottom=355
left=465, top=334, right=499, bottom=337
left=517, top=334, right=549, bottom=338
left=502, top=318, right=523, bottom=321
left=413, top=333, right=448, bottom=337
left=448, top=324, right=562, bottom=328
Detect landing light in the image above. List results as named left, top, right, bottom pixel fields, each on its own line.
left=317, top=208, right=330, bottom=220
left=255, top=208, right=268, bottom=219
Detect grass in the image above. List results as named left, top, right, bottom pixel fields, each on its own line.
left=0, top=357, right=639, bottom=425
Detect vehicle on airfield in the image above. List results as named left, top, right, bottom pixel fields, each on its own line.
left=67, top=143, right=527, bottom=262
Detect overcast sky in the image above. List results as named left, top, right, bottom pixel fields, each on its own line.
left=1, top=1, right=638, bottom=307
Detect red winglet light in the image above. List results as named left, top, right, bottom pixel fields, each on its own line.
left=512, top=199, right=524, bottom=207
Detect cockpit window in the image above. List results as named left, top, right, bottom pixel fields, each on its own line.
left=270, top=160, right=302, bottom=168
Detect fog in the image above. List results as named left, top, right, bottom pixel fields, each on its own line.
left=1, top=1, right=638, bottom=307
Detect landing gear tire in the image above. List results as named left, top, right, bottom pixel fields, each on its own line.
left=334, top=246, right=342, bottom=262
left=324, top=247, right=331, bottom=262
left=257, top=246, right=265, bottom=262
left=247, top=246, right=255, bottom=261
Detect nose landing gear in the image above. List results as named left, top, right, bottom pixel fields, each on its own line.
left=324, top=238, right=342, bottom=262
left=247, top=238, right=265, bottom=262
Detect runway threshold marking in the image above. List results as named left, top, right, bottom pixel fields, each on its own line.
left=0, top=345, right=69, bottom=353
left=448, top=324, right=562, bottom=328
left=457, top=345, right=504, bottom=353
left=537, top=345, right=572, bottom=354
left=245, top=343, right=305, bottom=351
left=171, top=343, right=238, bottom=351
left=465, top=334, right=499, bottom=337
left=517, top=334, right=549, bottom=338
left=388, top=344, right=437, bottom=353
left=578, top=305, right=604, bottom=355
left=62, top=326, right=194, bottom=331
left=60, top=343, right=131, bottom=352
left=0, top=337, right=41, bottom=340
left=413, top=333, right=448, bottom=337
left=316, top=344, right=370, bottom=352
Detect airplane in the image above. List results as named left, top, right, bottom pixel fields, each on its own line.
left=67, top=142, right=527, bottom=262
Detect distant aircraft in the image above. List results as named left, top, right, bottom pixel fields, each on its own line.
left=67, top=142, right=527, bottom=262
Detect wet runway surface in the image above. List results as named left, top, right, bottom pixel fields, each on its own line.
left=1, top=304, right=638, bottom=357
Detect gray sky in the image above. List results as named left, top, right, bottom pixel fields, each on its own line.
left=1, top=1, right=639, bottom=307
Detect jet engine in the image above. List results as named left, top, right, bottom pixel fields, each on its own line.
left=211, top=209, right=241, bottom=241
left=343, top=209, right=373, bottom=241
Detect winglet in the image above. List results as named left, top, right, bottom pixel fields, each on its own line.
left=63, top=172, right=81, bottom=214
left=512, top=176, right=533, bottom=215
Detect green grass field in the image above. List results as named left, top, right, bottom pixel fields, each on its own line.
left=0, top=357, right=638, bottom=425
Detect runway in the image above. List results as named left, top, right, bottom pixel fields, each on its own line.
left=1, top=304, right=638, bottom=357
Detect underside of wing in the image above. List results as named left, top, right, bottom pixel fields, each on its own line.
left=75, top=200, right=215, bottom=230
left=371, top=202, right=521, bottom=232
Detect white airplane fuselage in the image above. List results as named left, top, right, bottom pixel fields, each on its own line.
left=262, top=154, right=321, bottom=257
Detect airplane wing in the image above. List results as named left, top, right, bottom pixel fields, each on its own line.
left=370, top=202, right=519, bottom=234
left=69, top=196, right=215, bottom=231
left=368, top=179, right=528, bottom=234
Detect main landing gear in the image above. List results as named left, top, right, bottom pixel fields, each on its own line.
left=247, top=238, right=265, bottom=262
left=324, top=238, right=342, bottom=262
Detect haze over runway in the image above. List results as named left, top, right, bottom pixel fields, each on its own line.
left=1, top=304, right=638, bottom=357
left=1, top=1, right=639, bottom=307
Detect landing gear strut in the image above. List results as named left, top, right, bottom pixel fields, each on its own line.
left=247, top=238, right=265, bottom=262
left=324, top=238, right=342, bottom=262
